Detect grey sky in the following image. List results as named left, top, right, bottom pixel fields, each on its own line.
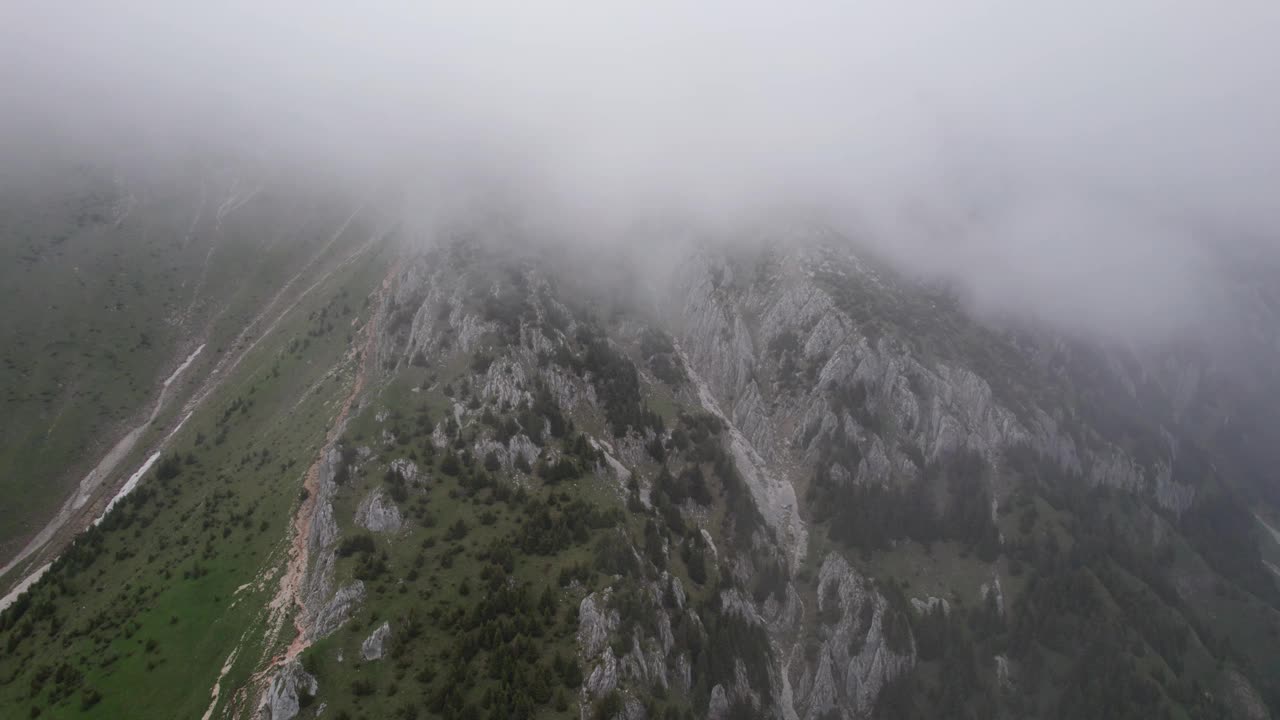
left=3, top=1, right=1279, bottom=338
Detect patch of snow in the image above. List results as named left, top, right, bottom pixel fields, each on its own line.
left=93, top=452, right=160, bottom=526
left=0, top=562, right=50, bottom=612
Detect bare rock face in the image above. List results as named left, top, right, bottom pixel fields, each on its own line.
left=681, top=344, right=808, bottom=567
left=473, top=434, right=539, bottom=475
left=354, top=487, right=403, bottom=533
left=585, top=647, right=619, bottom=698
left=994, top=655, right=1013, bottom=690
left=311, top=581, right=366, bottom=640
left=1223, top=668, right=1273, bottom=720
left=790, top=554, right=915, bottom=720
left=672, top=242, right=1193, bottom=521
left=360, top=621, right=392, bottom=661
left=298, top=446, right=364, bottom=644
left=283, top=437, right=368, bottom=647
left=579, top=591, right=620, bottom=659
left=389, top=458, right=420, bottom=484
left=910, top=596, right=950, bottom=616
left=707, top=684, right=732, bottom=720
left=659, top=243, right=1253, bottom=716
left=980, top=573, right=1005, bottom=618
left=256, top=659, right=317, bottom=720
left=480, top=356, right=532, bottom=409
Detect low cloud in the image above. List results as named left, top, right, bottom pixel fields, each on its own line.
left=3, top=1, right=1278, bottom=338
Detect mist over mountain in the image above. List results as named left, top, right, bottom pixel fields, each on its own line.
left=6, top=1, right=1280, bottom=338
left=3, top=3, right=1280, bottom=720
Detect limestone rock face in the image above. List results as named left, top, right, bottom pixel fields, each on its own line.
left=363, top=237, right=1263, bottom=720
left=312, top=581, right=366, bottom=640
left=389, top=458, right=420, bottom=484
left=256, top=659, right=317, bottom=720
left=981, top=574, right=1006, bottom=618
left=669, top=241, right=1204, bottom=517
left=707, top=685, right=731, bottom=720
left=354, top=487, right=402, bottom=533
left=585, top=647, right=619, bottom=698
left=792, top=554, right=915, bottom=720
left=578, top=591, right=620, bottom=674
left=910, top=596, right=950, bottom=616
left=361, top=621, right=392, bottom=661
left=298, top=445, right=364, bottom=644
left=1224, top=668, right=1273, bottom=720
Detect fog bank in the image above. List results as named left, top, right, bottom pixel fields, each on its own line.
left=3, top=1, right=1279, bottom=338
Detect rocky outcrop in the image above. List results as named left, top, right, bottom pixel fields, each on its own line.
left=681, top=345, right=808, bottom=567
left=585, top=647, right=619, bottom=698
left=578, top=591, right=620, bottom=661
left=707, top=685, right=732, bottom=720
left=670, top=242, right=1199, bottom=515
left=473, top=434, right=538, bottom=475
left=312, top=581, right=366, bottom=640
left=980, top=573, right=1005, bottom=618
left=389, top=458, right=420, bottom=484
left=790, top=554, right=915, bottom=720
left=295, top=446, right=364, bottom=644
left=256, top=659, right=317, bottom=720
left=361, top=621, right=392, bottom=661
left=578, top=576, right=703, bottom=707
left=661, top=243, right=1247, bottom=718
left=994, top=655, right=1012, bottom=690
left=1223, top=668, right=1272, bottom=720
left=910, top=596, right=950, bottom=615
left=370, top=240, right=1242, bottom=720
left=354, top=488, right=403, bottom=533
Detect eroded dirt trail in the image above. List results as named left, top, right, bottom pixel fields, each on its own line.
left=282, top=260, right=395, bottom=658
left=217, top=259, right=397, bottom=719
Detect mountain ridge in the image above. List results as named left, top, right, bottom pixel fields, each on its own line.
left=2, top=197, right=1279, bottom=719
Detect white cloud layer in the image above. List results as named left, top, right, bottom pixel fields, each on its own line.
left=3, top=1, right=1279, bottom=337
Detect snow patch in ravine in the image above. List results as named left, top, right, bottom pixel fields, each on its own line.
left=164, top=344, right=205, bottom=388
left=94, top=408, right=196, bottom=527
left=1254, top=512, right=1280, bottom=547
left=93, top=451, right=161, bottom=526
left=0, top=563, right=50, bottom=612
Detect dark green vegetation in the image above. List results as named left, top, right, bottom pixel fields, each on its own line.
left=315, top=459, right=613, bottom=720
